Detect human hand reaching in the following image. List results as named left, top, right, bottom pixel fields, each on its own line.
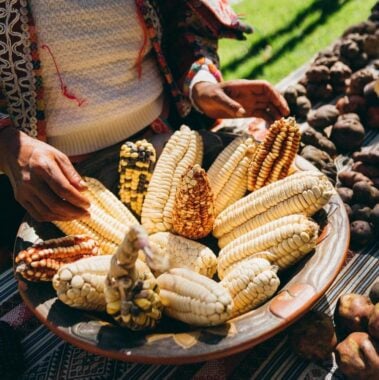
left=0, top=127, right=90, bottom=222
left=192, top=79, right=289, bottom=121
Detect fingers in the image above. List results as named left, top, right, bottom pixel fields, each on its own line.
left=42, top=159, right=90, bottom=210
left=214, top=89, right=246, bottom=118
left=57, top=154, right=88, bottom=190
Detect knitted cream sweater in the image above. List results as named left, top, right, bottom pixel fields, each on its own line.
left=31, top=0, right=164, bottom=156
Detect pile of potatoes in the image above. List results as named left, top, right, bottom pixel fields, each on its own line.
left=337, top=143, right=379, bottom=248
left=289, top=278, right=379, bottom=380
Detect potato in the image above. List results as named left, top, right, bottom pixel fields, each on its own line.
left=283, top=85, right=298, bottom=106
left=336, top=332, right=379, bottom=380
left=289, top=310, right=337, bottom=361
left=306, top=82, right=333, bottom=101
left=336, top=95, right=366, bottom=115
left=337, top=187, right=354, bottom=204
left=306, top=65, right=330, bottom=82
left=330, top=118, right=365, bottom=152
left=350, top=204, right=372, bottom=222
left=301, top=126, right=337, bottom=156
left=295, top=96, right=311, bottom=119
left=352, top=181, right=379, bottom=207
left=369, top=278, right=379, bottom=304
left=352, top=161, right=379, bottom=178
left=366, top=106, right=379, bottom=129
left=350, top=220, right=374, bottom=247
left=364, top=81, right=379, bottom=107
left=370, top=204, right=379, bottom=230
left=368, top=304, right=379, bottom=340
left=349, top=69, right=376, bottom=96
left=330, top=61, right=352, bottom=84
left=307, top=105, right=339, bottom=129
left=353, top=145, right=379, bottom=165
left=338, top=170, right=373, bottom=188
left=338, top=113, right=361, bottom=122
left=335, top=294, right=374, bottom=333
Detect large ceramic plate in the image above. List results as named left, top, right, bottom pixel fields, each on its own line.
left=14, top=156, right=349, bottom=364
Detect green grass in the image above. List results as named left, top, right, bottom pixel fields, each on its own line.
left=219, top=0, right=377, bottom=83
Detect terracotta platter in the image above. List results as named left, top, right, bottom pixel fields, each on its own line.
left=14, top=156, right=349, bottom=364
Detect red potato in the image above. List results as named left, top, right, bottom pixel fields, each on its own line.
left=335, top=294, right=374, bottom=333
left=336, top=332, right=379, bottom=380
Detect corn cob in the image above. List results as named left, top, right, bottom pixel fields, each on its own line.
left=220, top=257, right=280, bottom=318
left=214, top=171, right=333, bottom=248
left=118, top=140, right=156, bottom=216
left=157, top=268, right=233, bottom=326
left=172, top=165, right=214, bottom=239
left=207, top=137, right=257, bottom=215
left=218, top=216, right=319, bottom=278
left=15, top=235, right=100, bottom=282
left=104, top=225, right=164, bottom=330
left=141, top=126, right=203, bottom=234
left=53, top=255, right=111, bottom=311
left=54, top=177, right=139, bottom=255
left=247, top=117, right=301, bottom=191
left=149, top=232, right=217, bottom=278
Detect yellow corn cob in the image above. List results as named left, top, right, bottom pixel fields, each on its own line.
left=214, top=171, right=333, bottom=247
left=54, top=177, right=140, bottom=255
left=157, top=268, right=233, bottom=326
left=141, top=126, right=203, bottom=234
left=247, top=117, right=301, bottom=191
left=172, top=165, right=214, bottom=239
left=118, top=140, right=156, bottom=216
left=104, top=225, right=164, bottom=330
left=218, top=216, right=319, bottom=278
left=15, top=235, right=100, bottom=282
left=207, top=137, right=257, bottom=216
left=149, top=232, right=217, bottom=278
left=220, top=257, right=280, bottom=318
left=53, top=255, right=111, bottom=311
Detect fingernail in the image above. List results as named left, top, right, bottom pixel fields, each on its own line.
left=79, top=179, right=88, bottom=189
left=236, top=107, right=246, bottom=117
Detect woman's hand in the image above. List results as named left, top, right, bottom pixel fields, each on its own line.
left=192, top=79, right=289, bottom=121
left=0, top=127, right=90, bottom=222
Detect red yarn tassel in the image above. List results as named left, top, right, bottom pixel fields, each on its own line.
left=41, top=44, right=86, bottom=107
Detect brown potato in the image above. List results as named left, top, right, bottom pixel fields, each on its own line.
left=350, top=204, right=372, bottom=222
left=307, top=105, right=340, bottom=129
left=370, top=204, right=379, bottom=230
left=350, top=221, right=374, bottom=247
left=353, top=181, right=379, bottom=207
left=364, top=81, right=379, bottom=107
left=301, top=126, right=337, bottom=156
left=349, top=69, right=376, bottom=96
left=336, top=294, right=374, bottom=333
left=338, top=170, right=373, bottom=188
left=368, top=303, right=379, bottom=340
left=352, top=161, right=379, bottom=178
left=336, top=95, right=366, bottom=115
left=337, top=187, right=354, bottom=204
left=289, top=310, right=337, bottom=361
left=336, top=332, right=379, bottom=380
left=330, top=118, right=365, bottom=152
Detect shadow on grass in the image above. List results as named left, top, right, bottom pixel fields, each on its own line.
left=224, top=0, right=351, bottom=77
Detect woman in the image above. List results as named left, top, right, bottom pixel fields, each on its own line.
left=0, top=0, right=289, bottom=249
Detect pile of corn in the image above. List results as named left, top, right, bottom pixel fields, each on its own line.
left=18, top=118, right=336, bottom=329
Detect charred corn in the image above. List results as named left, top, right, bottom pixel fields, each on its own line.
left=172, top=165, right=214, bottom=239
left=118, top=140, right=156, bottom=216
left=149, top=232, right=217, bottom=278
left=208, top=137, right=257, bottom=215
left=221, top=257, right=280, bottom=317
left=53, top=255, right=111, bottom=311
left=104, top=225, right=164, bottom=330
left=54, top=177, right=139, bottom=255
left=141, top=126, right=203, bottom=234
left=247, top=118, right=300, bottom=191
left=157, top=268, right=233, bottom=326
left=218, top=216, right=319, bottom=278
left=15, top=235, right=100, bottom=281
left=214, top=171, right=333, bottom=247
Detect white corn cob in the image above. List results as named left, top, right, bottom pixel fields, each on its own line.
left=149, top=232, right=217, bottom=278
left=218, top=216, right=319, bottom=278
left=220, top=257, right=280, bottom=317
left=214, top=171, right=333, bottom=247
left=208, top=137, right=256, bottom=215
left=52, top=255, right=111, bottom=311
left=157, top=268, right=233, bottom=326
left=141, top=126, right=203, bottom=234
left=104, top=225, right=164, bottom=330
left=54, top=177, right=140, bottom=255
